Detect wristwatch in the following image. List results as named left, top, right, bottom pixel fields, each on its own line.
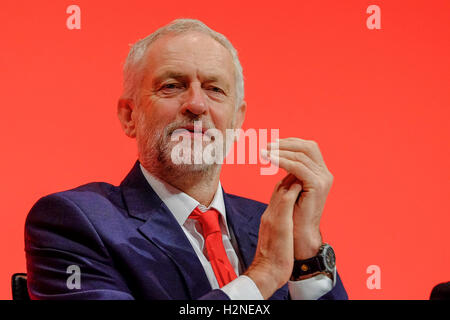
left=290, top=243, right=336, bottom=281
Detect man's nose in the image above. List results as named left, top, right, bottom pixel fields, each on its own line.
left=180, top=83, right=208, bottom=116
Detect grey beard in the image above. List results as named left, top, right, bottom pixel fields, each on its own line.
left=139, top=126, right=217, bottom=181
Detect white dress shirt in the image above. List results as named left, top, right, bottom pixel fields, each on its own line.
left=140, top=164, right=335, bottom=300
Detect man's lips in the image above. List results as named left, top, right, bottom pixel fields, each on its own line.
left=170, top=125, right=217, bottom=137
left=179, top=125, right=207, bottom=134
left=169, top=127, right=210, bottom=141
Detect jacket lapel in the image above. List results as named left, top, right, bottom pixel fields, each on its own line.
left=120, top=161, right=212, bottom=299
left=222, top=191, right=261, bottom=270
left=223, top=192, right=289, bottom=300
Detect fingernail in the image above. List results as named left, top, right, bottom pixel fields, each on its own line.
left=269, top=154, right=280, bottom=165
left=260, top=149, right=269, bottom=160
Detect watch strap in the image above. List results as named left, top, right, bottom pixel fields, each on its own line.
left=291, top=255, right=326, bottom=279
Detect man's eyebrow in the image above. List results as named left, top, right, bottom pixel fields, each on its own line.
left=152, top=71, right=186, bottom=85
left=152, top=70, right=231, bottom=90
left=201, top=74, right=231, bottom=90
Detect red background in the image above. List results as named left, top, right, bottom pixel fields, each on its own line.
left=1, top=0, right=449, bottom=299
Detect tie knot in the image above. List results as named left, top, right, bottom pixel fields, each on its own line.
left=189, top=207, right=221, bottom=237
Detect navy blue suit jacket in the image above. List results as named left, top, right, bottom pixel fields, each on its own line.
left=25, top=161, right=348, bottom=300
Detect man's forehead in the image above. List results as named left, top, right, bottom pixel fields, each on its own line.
left=144, top=32, right=235, bottom=81
left=148, top=31, right=228, bottom=57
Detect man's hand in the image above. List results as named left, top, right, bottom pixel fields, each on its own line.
left=268, top=138, right=334, bottom=260
left=244, top=175, right=303, bottom=299
left=245, top=138, right=333, bottom=299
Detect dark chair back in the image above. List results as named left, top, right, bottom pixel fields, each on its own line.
left=430, top=281, right=450, bottom=300
left=11, top=273, right=30, bottom=300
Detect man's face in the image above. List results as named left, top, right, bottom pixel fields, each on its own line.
left=132, top=31, right=245, bottom=176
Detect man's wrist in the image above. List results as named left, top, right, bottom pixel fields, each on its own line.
left=293, top=235, right=322, bottom=260
left=244, top=266, right=279, bottom=300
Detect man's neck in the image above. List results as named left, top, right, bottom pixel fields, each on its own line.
left=142, top=164, right=222, bottom=207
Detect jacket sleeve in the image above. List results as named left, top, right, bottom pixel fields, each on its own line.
left=197, top=290, right=231, bottom=300
left=25, top=193, right=135, bottom=300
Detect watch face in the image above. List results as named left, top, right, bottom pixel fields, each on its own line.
left=323, top=245, right=336, bottom=270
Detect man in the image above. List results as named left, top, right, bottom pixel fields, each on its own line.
left=25, top=19, right=348, bottom=300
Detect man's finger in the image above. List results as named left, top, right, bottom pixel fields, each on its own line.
left=268, top=138, right=326, bottom=168
left=269, top=154, right=318, bottom=189
left=274, top=150, right=323, bottom=176
left=278, top=173, right=299, bottom=191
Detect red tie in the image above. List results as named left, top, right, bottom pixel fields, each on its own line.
left=189, top=207, right=238, bottom=287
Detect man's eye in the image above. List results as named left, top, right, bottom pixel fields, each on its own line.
left=208, top=86, right=225, bottom=94
left=162, top=83, right=179, bottom=89
left=160, top=83, right=184, bottom=92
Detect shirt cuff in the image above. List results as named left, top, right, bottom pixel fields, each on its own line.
left=221, top=275, right=264, bottom=300
left=288, top=267, right=337, bottom=300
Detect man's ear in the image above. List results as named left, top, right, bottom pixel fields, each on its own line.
left=117, top=98, right=137, bottom=138
left=233, top=100, right=247, bottom=139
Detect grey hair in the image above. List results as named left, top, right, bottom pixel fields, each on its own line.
left=121, top=18, right=245, bottom=110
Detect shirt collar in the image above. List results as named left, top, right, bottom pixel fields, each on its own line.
left=139, top=164, right=230, bottom=236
